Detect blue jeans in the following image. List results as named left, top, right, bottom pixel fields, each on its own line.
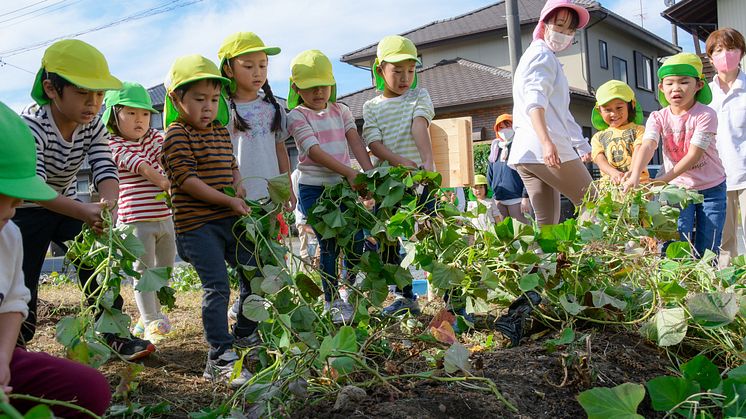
left=678, top=181, right=727, bottom=258
left=298, top=183, right=364, bottom=302
left=175, top=216, right=258, bottom=359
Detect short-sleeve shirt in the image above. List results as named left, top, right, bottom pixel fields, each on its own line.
left=362, top=88, right=435, bottom=167
left=709, top=70, right=746, bottom=191
left=228, top=94, right=290, bottom=200
left=590, top=123, right=649, bottom=181
left=20, top=104, right=118, bottom=206
left=466, top=198, right=500, bottom=231
left=288, top=103, right=357, bottom=186
left=642, top=102, right=725, bottom=191
left=162, top=121, right=238, bottom=234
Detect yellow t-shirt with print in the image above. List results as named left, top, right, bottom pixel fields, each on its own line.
left=590, top=123, right=650, bottom=182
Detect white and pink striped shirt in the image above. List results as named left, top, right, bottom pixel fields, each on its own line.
left=109, top=128, right=171, bottom=223
left=288, top=103, right=357, bottom=186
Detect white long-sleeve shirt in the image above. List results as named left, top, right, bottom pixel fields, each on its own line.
left=508, top=39, right=591, bottom=168
left=709, top=70, right=746, bottom=191
left=0, top=221, right=31, bottom=319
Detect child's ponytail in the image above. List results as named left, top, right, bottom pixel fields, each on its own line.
left=261, top=81, right=283, bottom=133
left=230, top=98, right=251, bottom=132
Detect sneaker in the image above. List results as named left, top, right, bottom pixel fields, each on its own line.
left=143, top=317, right=172, bottom=343
left=107, top=334, right=156, bottom=361
left=329, top=300, right=354, bottom=324
left=203, top=349, right=252, bottom=388
left=451, top=308, right=475, bottom=334
left=228, top=299, right=240, bottom=322
left=382, top=296, right=421, bottom=316
left=131, top=318, right=145, bottom=338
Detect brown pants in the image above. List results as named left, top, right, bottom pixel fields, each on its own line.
left=516, top=160, right=592, bottom=226
left=719, top=189, right=746, bottom=266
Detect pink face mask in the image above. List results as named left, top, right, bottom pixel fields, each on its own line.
left=712, top=49, right=742, bottom=73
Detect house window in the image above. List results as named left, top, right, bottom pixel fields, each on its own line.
left=634, top=51, right=654, bottom=91
left=612, top=56, right=628, bottom=83
left=599, top=40, right=608, bottom=69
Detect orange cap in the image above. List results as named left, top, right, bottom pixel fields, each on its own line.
left=494, top=114, right=513, bottom=132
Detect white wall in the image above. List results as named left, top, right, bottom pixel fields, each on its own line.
left=717, top=0, right=746, bottom=69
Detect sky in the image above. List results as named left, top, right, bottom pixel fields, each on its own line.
left=0, top=0, right=704, bottom=112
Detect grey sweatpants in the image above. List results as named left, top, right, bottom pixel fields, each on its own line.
left=515, top=160, right=592, bottom=226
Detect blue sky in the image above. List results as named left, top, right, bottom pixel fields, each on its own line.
left=0, top=0, right=702, bottom=112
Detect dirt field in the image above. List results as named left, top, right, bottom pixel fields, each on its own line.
left=30, top=283, right=673, bottom=418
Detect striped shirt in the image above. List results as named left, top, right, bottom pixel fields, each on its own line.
left=288, top=103, right=357, bottom=186
left=20, top=104, right=118, bottom=205
left=162, top=121, right=238, bottom=233
left=109, top=128, right=171, bottom=223
left=362, top=88, right=435, bottom=167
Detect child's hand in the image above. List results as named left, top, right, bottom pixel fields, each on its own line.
left=521, top=197, right=531, bottom=214
left=346, top=172, right=363, bottom=191
left=285, top=191, right=297, bottom=213
left=622, top=173, right=640, bottom=192
left=609, top=169, right=625, bottom=184
left=0, top=362, right=11, bottom=393
left=227, top=197, right=251, bottom=216
left=80, top=202, right=105, bottom=234
left=401, top=159, right=418, bottom=169
left=541, top=141, right=560, bottom=168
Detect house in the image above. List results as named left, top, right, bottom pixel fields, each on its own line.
left=338, top=0, right=679, bottom=162
left=662, top=0, right=745, bottom=71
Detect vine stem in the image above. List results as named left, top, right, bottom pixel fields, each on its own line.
left=7, top=393, right=101, bottom=418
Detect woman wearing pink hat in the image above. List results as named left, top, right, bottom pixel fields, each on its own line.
left=507, top=0, right=593, bottom=226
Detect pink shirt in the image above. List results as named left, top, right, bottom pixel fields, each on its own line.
left=288, top=103, right=356, bottom=186
left=643, top=102, right=725, bottom=191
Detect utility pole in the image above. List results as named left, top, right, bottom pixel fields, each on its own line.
left=506, top=0, right=522, bottom=76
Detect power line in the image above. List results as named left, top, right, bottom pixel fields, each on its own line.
left=0, top=0, right=82, bottom=29
left=0, top=0, right=67, bottom=25
left=0, top=0, right=49, bottom=19
left=0, top=0, right=203, bottom=57
left=0, top=58, right=36, bottom=75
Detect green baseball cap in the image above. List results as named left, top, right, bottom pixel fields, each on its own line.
left=591, top=80, right=643, bottom=130
left=0, top=101, right=56, bottom=201
left=102, top=81, right=158, bottom=130
left=163, top=54, right=231, bottom=128
left=30, top=39, right=122, bottom=106
left=373, top=35, right=420, bottom=91
left=657, top=53, right=712, bottom=106
left=287, top=50, right=337, bottom=110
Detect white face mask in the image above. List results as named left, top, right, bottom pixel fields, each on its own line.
left=544, top=28, right=574, bottom=52
left=497, top=128, right=515, bottom=146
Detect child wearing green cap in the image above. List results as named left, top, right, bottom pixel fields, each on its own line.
left=287, top=49, right=373, bottom=324
left=363, top=35, right=435, bottom=316
left=590, top=80, right=649, bottom=184
left=624, top=53, right=727, bottom=258
left=467, top=175, right=502, bottom=231
left=104, top=81, right=175, bottom=343
left=0, top=100, right=112, bottom=417
left=160, top=54, right=255, bottom=388
left=14, top=39, right=155, bottom=359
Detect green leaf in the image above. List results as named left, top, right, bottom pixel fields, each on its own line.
left=590, top=290, right=627, bottom=310
left=680, top=355, right=721, bottom=390
left=136, top=267, right=170, bottom=292
left=559, top=293, right=587, bottom=315
left=55, top=315, right=86, bottom=347
left=577, top=383, right=645, bottom=419
left=319, top=325, right=359, bottom=374
left=260, top=265, right=290, bottom=294
left=321, top=209, right=346, bottom=229
left=519, top=273, right=541, bottom=291
left=267, top=173, right=291, bottom=205
left=295, top=273, right=323, bottom=302
left=430, top=261, right=465, bottom=289
left=20, top=404, right=54, bottom=419
left=658, top=281, right=688, bottom=303
left=721, top=378, right=746, bottom=417
left=95, top=309, right=131, bottom=338
left=687, top=292, right=738, bottom=328
left=157, top=286, right=176, bottom=310
left=443, top=342, right=471, bottom=374
left=654, top=307, right=687, bottom=347
left=242, top=295, right=270, bottom=322
left=665, top=241, right=692, bottom=259
left=646, top=376, right=699, bottom=412
left=727, top=365, right=746, bottom=383
left=481, top=265, right=500, bottom=290
left=120, top=230, right=146, bottom=258
left=545, top=327, right=575, bottom=353
left=381, top=185, right=405, bottom=208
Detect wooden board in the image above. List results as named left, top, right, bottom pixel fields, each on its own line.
left=429, top=117, right=474, bottom=187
